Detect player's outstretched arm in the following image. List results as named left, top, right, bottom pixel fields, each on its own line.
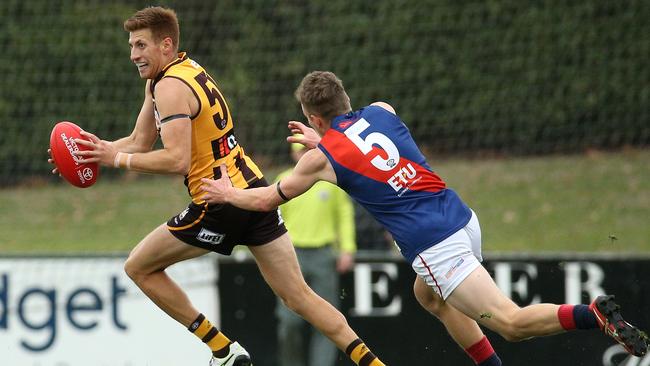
left=199, top=164, right=279, bottom=211
left=201, top=148, right=334, bottom=211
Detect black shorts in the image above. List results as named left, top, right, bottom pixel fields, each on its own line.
left=167, top=179, right=287, bottom=255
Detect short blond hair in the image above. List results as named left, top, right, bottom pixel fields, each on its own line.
left=124, top=6, right=180, bottom=50
left=295, top=71, right=351, bottom=121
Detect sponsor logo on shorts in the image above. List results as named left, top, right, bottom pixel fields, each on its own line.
left=445, top=258, right=465, bottom=279
left=196, top=228, right=225, bottom=245
left=179, top=208, right=189, bottom=221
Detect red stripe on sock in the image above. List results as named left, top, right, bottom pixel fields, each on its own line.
left=558, top=304, right=576, bottom=330
left=465, top=336, right=495, bottom=364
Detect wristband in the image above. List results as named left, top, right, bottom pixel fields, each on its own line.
left=113, top=152, right=123, bottom=168
left=125, top=153, right=133, bottom=170
left=113, top=152, right=133, bottom=169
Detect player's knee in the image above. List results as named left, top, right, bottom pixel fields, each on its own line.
left=418, top=295, right=444, bottom=316
left=123, top=254, right=146, bottom=283
left=123, top=257, right=138, bottom=280
left=277, top=282, right=311, bottom=314
left=500, top=328, right=528, bottom=342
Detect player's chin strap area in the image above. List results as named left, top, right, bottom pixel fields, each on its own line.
left=276, top=181, right=291, bottom=201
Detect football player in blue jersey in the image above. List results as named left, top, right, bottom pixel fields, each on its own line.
left=201, top=71, right=649, bottom=364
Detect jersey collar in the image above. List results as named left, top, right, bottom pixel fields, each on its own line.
left=150, top=52, right=188, bottom=92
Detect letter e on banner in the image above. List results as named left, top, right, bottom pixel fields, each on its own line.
left=351, top=263, right=401, bottom=317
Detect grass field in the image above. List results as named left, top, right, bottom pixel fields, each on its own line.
left=1, top=149, right=649, bottom=254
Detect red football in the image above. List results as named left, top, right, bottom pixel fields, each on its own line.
left=49, top=121, right=99, bottom=188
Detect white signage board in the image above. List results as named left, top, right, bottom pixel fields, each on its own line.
left=0, top=256, right=219, bottom=366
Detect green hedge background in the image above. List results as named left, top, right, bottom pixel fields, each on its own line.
left=1, top=0, right=648, bottom=184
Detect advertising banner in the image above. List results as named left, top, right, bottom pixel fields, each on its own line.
left=219, top=253, right=650, bottom=366
left=0, top=256, right=219, bottom=366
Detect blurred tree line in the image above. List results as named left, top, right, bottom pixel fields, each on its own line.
left=1, top=0, right=648, bottom=185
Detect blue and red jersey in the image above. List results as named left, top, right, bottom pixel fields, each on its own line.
left=318, top=105, right=472, bottom=263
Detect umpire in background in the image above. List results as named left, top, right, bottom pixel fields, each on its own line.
left=275, top=138, right=357, bottom=366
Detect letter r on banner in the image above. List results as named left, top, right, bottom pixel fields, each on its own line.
left=564, top=262, right=605, bottom=304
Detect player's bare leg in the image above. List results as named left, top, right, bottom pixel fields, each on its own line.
left=414, top=276, right=486, bottom=346
left=414, top=276, right=501, bottom=365
left=446, top=265, right=565, bottom=341
left=124, top=224, right=209, bottom=324
left=124, top=224, right=250, bottom=365
left=249, top=233, right=384, bottom=365
left=446, top=263, right=649, bottom=358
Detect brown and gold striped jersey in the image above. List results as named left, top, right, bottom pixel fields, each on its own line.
left=151, top=52, right=263, bottom=203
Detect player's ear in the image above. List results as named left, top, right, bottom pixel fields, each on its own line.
left=310, top=114, right=327, bottom=130
left=161, top=36, right=174, bottom=52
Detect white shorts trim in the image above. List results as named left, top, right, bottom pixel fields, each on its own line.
left=411, top=210, right=482, bottom=300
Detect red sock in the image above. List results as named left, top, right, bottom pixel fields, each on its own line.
left=558, top=304, right=576, bottom=330
left=558, top=304, right=597, bottom=330
left=465, top=336, right=499, bottom=365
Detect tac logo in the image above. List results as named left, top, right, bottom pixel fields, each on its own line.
left=82, top=167, right=93, bottom=181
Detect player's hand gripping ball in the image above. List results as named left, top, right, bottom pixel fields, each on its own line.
left=49, top=121, right=99, bottom=188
